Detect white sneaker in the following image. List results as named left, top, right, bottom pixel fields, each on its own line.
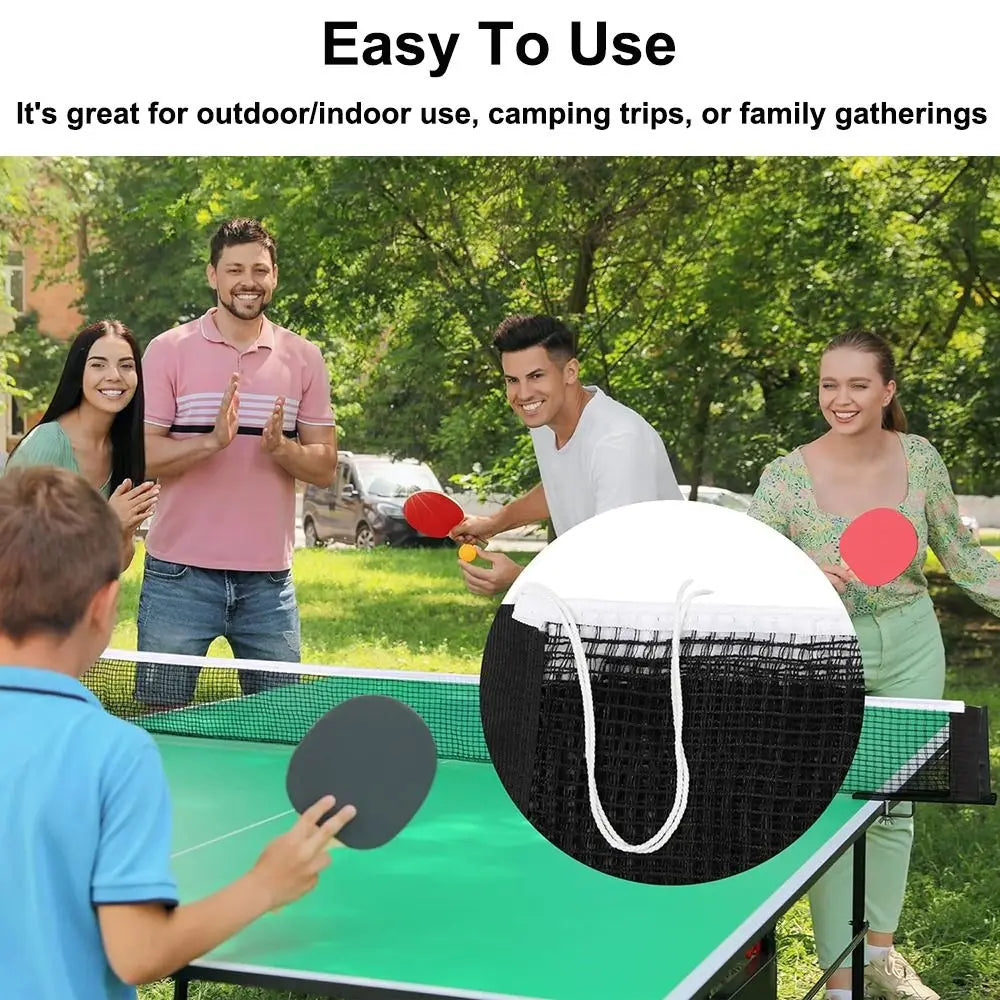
left=864, top=948, right=940, bottom=1000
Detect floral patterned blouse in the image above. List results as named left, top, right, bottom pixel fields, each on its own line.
left=748, top=433, right=1000, bottom=619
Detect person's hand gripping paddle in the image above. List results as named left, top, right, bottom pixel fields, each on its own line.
left=839, top=507, right=918, bottom=587
left=402, top=490, right=484, bottom=562
left=286, top=696, right=438, bottom=849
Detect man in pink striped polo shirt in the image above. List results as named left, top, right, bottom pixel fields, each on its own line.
left=135, top=219, right=336, bottom=706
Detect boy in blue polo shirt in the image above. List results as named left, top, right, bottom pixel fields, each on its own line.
left=0, top=466, right=355, bottom=999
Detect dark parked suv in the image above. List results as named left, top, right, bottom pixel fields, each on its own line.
left=302, top=452, right=449, bottom=549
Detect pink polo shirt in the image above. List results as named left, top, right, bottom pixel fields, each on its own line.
left=143, top=310, right=335, bottom=571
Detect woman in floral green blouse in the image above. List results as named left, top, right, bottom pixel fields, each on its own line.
left=749, top=330, right=1000, bottom=1000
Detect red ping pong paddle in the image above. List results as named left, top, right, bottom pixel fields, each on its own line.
left=402, top=490, right=487, bottom=554
left=286, top=696, right=437, bottom=849
left=839, top=507, right=918, bottom=587
left=402, top=490, right=466, bottom=538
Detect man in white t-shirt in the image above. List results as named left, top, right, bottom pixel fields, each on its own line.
left=451, top=314, right=682, bottom=595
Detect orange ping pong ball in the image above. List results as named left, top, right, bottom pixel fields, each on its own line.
left=458, top=544, right=477, bottom=562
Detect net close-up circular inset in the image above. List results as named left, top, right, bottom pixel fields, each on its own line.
left=479, top=499, right=866, bottom=885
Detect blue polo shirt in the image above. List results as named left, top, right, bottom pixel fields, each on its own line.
left=0, top=666, right=179, bottom=999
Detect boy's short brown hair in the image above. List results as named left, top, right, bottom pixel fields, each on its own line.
left=0, top=466, right=121, bottom=641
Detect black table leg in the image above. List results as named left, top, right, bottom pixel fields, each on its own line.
left=851, top=834, right=867, bottom=997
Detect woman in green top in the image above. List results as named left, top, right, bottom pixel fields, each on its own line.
left=749, top=331, right=1000, bottom=1000
left=6, top=319, right=158, bottom=570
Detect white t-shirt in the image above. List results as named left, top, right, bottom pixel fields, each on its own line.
left=529, top=386, right=682, bottom=537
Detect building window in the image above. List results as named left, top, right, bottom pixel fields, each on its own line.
left=2, top=251, right=25, bottom=314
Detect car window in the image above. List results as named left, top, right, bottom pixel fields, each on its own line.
left=335, top=464, right=354, bottom=499
left=356, top=461, right=441, bottom=497
left=367, top=476, right=399, bottom=498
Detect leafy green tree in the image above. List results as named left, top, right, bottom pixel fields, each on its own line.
left=4, top=311, right=68, bottom=409
left=72, top=156, right=1000, bottom=495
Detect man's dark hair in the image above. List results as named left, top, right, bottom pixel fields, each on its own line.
left=492, top=315, right=578, bottom=364
left=209, top=218, right=277, bottom=268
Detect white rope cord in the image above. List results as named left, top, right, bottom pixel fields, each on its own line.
left=523, top=578, right=713, bottom=853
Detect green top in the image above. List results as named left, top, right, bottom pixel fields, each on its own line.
left=748, top=432, right=1000, bottom=619
left=4, top=421, right=112, bottom=498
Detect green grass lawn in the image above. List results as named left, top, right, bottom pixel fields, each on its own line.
left=113, top=544, right=533, bottom=672
left=124, top=542, right=999, bottom=1000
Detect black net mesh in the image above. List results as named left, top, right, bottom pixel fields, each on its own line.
left=481, top=604, right=868, bottom=885
left=845, top=701, right=996, bottom=807
left=82, top=652, right=488, bottom=762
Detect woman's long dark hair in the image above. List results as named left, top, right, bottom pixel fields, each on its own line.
left=10, top=320, right=145, bottom=490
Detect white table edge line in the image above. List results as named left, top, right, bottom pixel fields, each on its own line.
left=184, top=960, right=553, bottom=1000
left=99, top=646, right=479, bottom=684
left=660, top=798, right=884, bottom=1000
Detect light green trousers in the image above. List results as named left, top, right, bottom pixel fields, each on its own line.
left=810, top=593, right=946, bottom=970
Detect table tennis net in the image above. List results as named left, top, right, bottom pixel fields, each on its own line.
left=483, top=608, right=869, bottom=883
left=83, top=648, right=489, bottom=762
left=846, top=699, right=996, bottom=807
left=82, top=647, right=993, bottom=809
left=519, top=625, right=989, bottom=806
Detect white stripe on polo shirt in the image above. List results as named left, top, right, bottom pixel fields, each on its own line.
left=175, top=393, right=300, bottom=431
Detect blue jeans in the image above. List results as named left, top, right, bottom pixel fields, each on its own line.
left=135, top=554, right=301, bottom=707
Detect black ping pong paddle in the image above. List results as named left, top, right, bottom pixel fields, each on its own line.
left=286, top=695, right=437, bottom=849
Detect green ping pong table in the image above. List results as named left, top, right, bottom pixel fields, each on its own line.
left=87, top=652, right=980, bottom=1000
